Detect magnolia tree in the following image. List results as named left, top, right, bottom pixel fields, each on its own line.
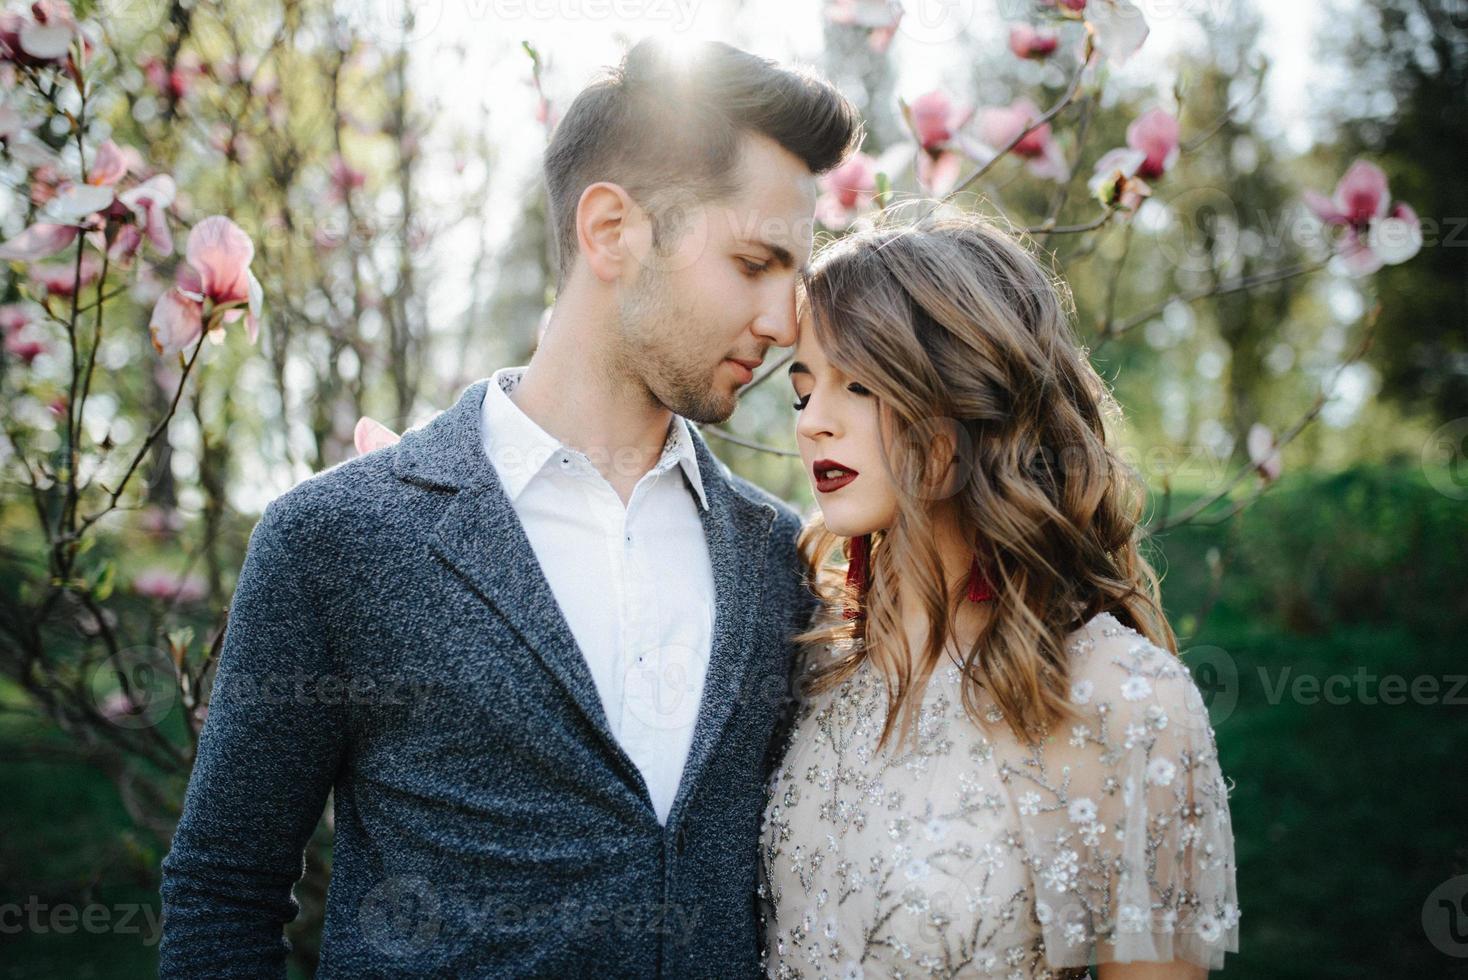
left=0, top=1, right=265, bottom=800
left=367, top=0, right=1423, bottom=521
left=0, top=0, right=473, bottom=968
left=360, top=0, right=1425, bottom=648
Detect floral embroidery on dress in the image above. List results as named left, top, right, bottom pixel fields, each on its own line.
left=757, top=612, right=1240, bottom=978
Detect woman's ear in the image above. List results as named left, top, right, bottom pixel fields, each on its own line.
left=922, top=421, right=971, bottom=503
left=575, top=182, right=640, bottom=283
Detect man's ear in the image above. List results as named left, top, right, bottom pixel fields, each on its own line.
left=575, top=182, right=645, bottom=283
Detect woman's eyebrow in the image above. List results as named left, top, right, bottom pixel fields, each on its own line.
left=788, top=362, right=812, bottom=376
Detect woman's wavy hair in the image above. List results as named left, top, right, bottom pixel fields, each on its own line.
left=791, top=205, right=1176, bottom=753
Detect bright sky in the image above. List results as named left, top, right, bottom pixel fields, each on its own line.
left=388, top=0, right=1331, bottom=148
left=382, top=0, right=1335, bottom=344
left=230, top=0, right=1345, bottom=506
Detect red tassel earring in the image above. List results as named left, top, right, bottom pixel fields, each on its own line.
left=966, top=554, right=997, bottom=603
left=844, top=534, right=996, bottom=620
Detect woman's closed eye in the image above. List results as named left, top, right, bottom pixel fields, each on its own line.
left=792, top=383, right=872, bottom=411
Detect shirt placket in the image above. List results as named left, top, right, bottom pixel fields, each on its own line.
left=621, top=453, right=681, bottom=806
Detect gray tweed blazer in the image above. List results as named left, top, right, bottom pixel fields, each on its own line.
left=158, top=377, right=817, bottom=978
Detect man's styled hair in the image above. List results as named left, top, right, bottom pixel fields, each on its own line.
left=542, top=38, right=863, bottom=282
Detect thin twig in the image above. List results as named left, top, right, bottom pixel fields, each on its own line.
left=1145, top=308, right=1379, bottom=534
left=932, top=54, right=1093, bottom=214
left=699, top=425, right=801, bottom=458
left=1100, top=258, right=1331, bottom=347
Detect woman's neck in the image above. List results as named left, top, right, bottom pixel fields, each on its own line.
left=894, top=509, right=988, bottom=667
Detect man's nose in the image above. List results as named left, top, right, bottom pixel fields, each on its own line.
left=754, top=282, right=798, bottom=348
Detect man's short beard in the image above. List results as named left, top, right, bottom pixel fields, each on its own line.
left=616, top=263, right=737, bottom=425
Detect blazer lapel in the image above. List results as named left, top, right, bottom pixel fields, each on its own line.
left=392, top=379, right=780, bottom=822
left=667, top=426, right=776, bottom=824
left=393, top=379, right=639, bottom=788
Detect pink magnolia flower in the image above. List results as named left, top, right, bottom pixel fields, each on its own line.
left=915, top=150, right=962, bottom=196
left=139, top=505, right=185, bottom=536
left=1040, top=0, right=1088, bottom=11
left=1085, top=0, right=1149, bottom=65
left=99, top=689, right=145, bottom=723
left=0, top=302, right=32, bottom=333
left=328, top=153, right=366, bottom=203
left=87, top=139, right=130, bottom=186
left=908, top=90, right=970, bottom=153
left=132, top=566, right=208, bottom=603
left=903, top=92, right=979, bottom=195
left=148, top=215, right=262, bottom=355
left=29, top=252, right=102, bottom=296
left=1304, top=160, right=1423, bottom=276
left=1126, top=108, right=1180, bottom=179
left=1089, top=148, right=1152, bottom=212
left=148, top=284, right=202, bottom=356
left=0, top=0, right=82, bottom=64
left=1246, top=424, right=1282, bottom=483
left=107, top=223, right=143, bottom=266
left=28, top=164, right=62, bottom=206
left=139, top=53, right=198, bottom=101
left=825, top=0, right=904, bottom=54
left=4, top=329, right=46, bottom=365
left=0, top=221, right=78, bottom=261
left=815, top=152, right=878, bottom=228
left=40, top=181, right=114, bottom=222
left=1009, top=23, right=1060, bottom=60
left=118, top=174, right=177, bottom=257
left=186, top=216, right=256, bottom=308
left=1088, top=108, right=1179, bottom=211
left=978, top=98, right=1069, bottom=181
left=355, top=416, right=401, bottom=455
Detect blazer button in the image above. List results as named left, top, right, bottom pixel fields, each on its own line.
left=675, top=827, right=689, bottom=855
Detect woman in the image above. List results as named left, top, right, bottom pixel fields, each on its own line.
left=758, top=210, right=1240, bottom=979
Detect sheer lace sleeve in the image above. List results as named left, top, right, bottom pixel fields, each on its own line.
left=994, top=613, right=1241, bottom=971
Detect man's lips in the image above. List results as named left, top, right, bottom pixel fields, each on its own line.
left=725, top=358, right=762, bottom=384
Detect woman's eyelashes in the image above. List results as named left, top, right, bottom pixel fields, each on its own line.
left=791, top=382, right=872, bottom=411
left=738, top=257, right=769, bottom=277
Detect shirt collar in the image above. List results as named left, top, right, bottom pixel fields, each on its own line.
left=481, top=365, right=709, bottom=512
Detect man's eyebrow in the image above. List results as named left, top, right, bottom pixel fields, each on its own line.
left=745, top=239, right=797, bottom=270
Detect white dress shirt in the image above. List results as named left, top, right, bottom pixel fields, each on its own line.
left=480, top=366, right=715, bottom=825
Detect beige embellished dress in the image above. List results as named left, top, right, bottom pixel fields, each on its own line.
left=757, top=611, right=1241, bottom=979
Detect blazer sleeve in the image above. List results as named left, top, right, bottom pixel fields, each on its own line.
left=159, top=497, right=349, bottom=978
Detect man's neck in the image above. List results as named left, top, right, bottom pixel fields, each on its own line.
left=510, top=308, right=675, bottom=505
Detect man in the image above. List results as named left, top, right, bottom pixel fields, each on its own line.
left=159, top=38, right=860, bottom=978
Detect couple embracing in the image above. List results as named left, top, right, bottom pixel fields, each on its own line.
left=160, top=38, right=1239, bottom=980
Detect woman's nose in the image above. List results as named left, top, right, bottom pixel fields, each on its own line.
left=796, top=393, right=837, bottom=441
